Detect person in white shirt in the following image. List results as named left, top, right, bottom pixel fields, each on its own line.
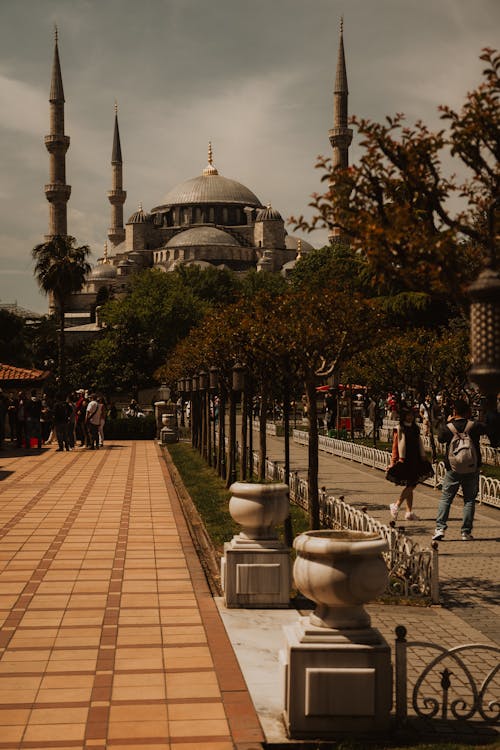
left=85, top=395, right=102, bottom=450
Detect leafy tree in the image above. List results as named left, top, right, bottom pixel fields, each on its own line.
left=0, top=309, right=30, bottom=366
left=172, top=264, right=241, bottom=306
left=78, top=269, right=207, bottom=395
left=32, top=235, right=91, bottom=387
left=291, top=49, right=499, bottom=316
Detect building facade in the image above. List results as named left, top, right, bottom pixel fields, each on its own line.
left=43, top=22, right=350, bottom=328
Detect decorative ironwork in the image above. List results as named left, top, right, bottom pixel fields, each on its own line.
left=251, top=448, right=439, bottom=602
left=293, top=429, right=500, bottom=509
left=395, top=625, right=500, bottom=725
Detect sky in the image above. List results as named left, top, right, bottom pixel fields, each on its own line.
left=0, top=0, right=497, bottom=313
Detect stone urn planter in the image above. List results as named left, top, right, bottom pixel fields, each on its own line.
left=228, top=481, right=290, bottom=542
left=222, top=482, right=291, bottom=607
left=293, top=529, right=388, bottom=630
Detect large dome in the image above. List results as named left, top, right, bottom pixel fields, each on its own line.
left=158, top=173, right=262, bottom=208
left=166, top=227, right=238, bottom=248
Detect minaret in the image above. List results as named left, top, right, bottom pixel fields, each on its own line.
left=107, top=102, right=126, bottom=247
left=44, top=26, right=71, bottom=238
left=328, top=18, right=352, bottom=241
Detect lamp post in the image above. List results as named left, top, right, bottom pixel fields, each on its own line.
left=468, top=199, right=500, bottom=421
left=209, top=367, right=219, bottom=468
left=177, top=379, right=185, bottom=428
left=199, top=370, right=209, bottom=461
left=228, top=362, right=245, bottom=486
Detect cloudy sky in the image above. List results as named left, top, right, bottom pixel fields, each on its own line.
left=0, top=0, right=497, bottom=312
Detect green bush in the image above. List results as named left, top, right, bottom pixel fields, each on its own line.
left=327, top=428, right=348, bottom=440
left=105, top=415, right=156, bottom=440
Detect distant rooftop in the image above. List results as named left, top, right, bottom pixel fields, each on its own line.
left=0, top=302, right=43, bottom=320
left=0, top=363, right=50, bottom=383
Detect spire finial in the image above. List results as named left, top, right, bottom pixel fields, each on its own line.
left=340, top=16, right=343, bottom=34
left=296, top=239, right=302, bottom=260
left=114, top=99, right=118, bottom=116
left=54, top=23, right=58, bottom=43
left=103, top=241, right=109, bottom=263
left=202, top=141, right=219, bottom=175
left=139, top=202, right=143, bottom=211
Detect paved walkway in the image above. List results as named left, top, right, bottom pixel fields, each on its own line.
left=0, top=442, right=263, bottom=750
left=262, top=430, right=500, bottom=644
left=0, top=438, right=498, bottom=747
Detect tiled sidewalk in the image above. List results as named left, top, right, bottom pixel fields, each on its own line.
left=0, top=442, right=264, bottom=750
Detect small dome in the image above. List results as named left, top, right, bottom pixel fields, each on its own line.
left=88, top=263, right=117, bottom=280
left=166, top=227, right=239, bottom=248
left=256, top=204, right=283, bottom=222
left=127, top=204, right=152, bottom=224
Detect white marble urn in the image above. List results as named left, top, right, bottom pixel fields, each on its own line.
left=293, top=530, right=388, bottom=630
left=228, top=482, right=289, bottom=541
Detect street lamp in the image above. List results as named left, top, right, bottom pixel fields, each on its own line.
left=228, top=362, right=245, bottom=485
left=198, top=371, right=209, bottom=460
left=209, top=367, right=219, bottom=467
left=468, top=200, right=500, bottom=400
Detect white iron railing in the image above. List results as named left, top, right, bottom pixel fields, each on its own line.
left=293, top=429, right=500, bottom=510
left=251, top=450, right=439, bottom=604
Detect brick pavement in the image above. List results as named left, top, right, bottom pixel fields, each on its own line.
left=262, top=431, right=500, bottom=645
left=0, top=441, right=264, bottom=750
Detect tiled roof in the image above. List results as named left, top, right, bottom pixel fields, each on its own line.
left=0, top=363, right=49, bottom=382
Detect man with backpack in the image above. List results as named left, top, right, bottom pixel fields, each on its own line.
left=432, top=398, right=494, bottom=542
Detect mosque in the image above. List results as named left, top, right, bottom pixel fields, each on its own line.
left=43, top=23, right=351, bottom=329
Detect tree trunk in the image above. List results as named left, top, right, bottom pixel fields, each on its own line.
left=258, top=390, right=268, bottom=482
left=283, top=375, right=294, bottom=547
left=218, top=390, right=226, bottom=480
left=248, top=380, right=254, bottom=479
left=240, top=387, right=248, bottom=480
left=58, top=300, right=66, bottom=388
left=226, top=391, right=237, bottom=489
left=306, top=378, right=320, bottom=530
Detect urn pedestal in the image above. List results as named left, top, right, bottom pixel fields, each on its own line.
left=281, top=530, right=392, bottom=737
left=222, top=482, right=291, bottom=608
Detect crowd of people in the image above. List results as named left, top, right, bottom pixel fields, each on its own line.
left=0, top=388, right=118, bottom=452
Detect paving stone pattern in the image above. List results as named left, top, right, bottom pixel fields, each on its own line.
left=0, top=441, right=263, bottom=750
left=263, top=431, right=500, bottom=645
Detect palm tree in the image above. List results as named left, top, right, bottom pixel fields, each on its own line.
left=32, top=235, right=91, bottom=387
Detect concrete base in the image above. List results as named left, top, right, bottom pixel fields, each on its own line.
left=222, top=535, right=291, bottom=608
left=281, top=617, right=392, bottom=738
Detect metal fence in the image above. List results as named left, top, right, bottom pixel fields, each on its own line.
left=395, top=625, right=500, bottom=726
left=252, top=450, right=439, bottom=604
left=293, top=429, right=500, bottom=510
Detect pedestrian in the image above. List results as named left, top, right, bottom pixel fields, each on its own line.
left=16, top=391, right=27, bottom=448
left=53, top=393, right=72, bottom=451
left=432, top=398, right=496, bottom=542
left=419, top=394, right=432, bottom=436
left=25, top=390, right=42, bottom=450
left=97, top=396, right=107, bottom=447
left=75, top=390, right=87, bottom=446
left=0, top=389, right=6, bottom=449
left=386, top=406, right=434, bottom=521
left=85, top=394, right=102, bottom=450
left=40, top=395, right=53, bottom=444
left=7, top=393, right=17, bottom=442
left=66, top=393, right=77, bottom=448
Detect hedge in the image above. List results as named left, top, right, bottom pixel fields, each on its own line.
left=104, top=416, right=156, bottom=440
